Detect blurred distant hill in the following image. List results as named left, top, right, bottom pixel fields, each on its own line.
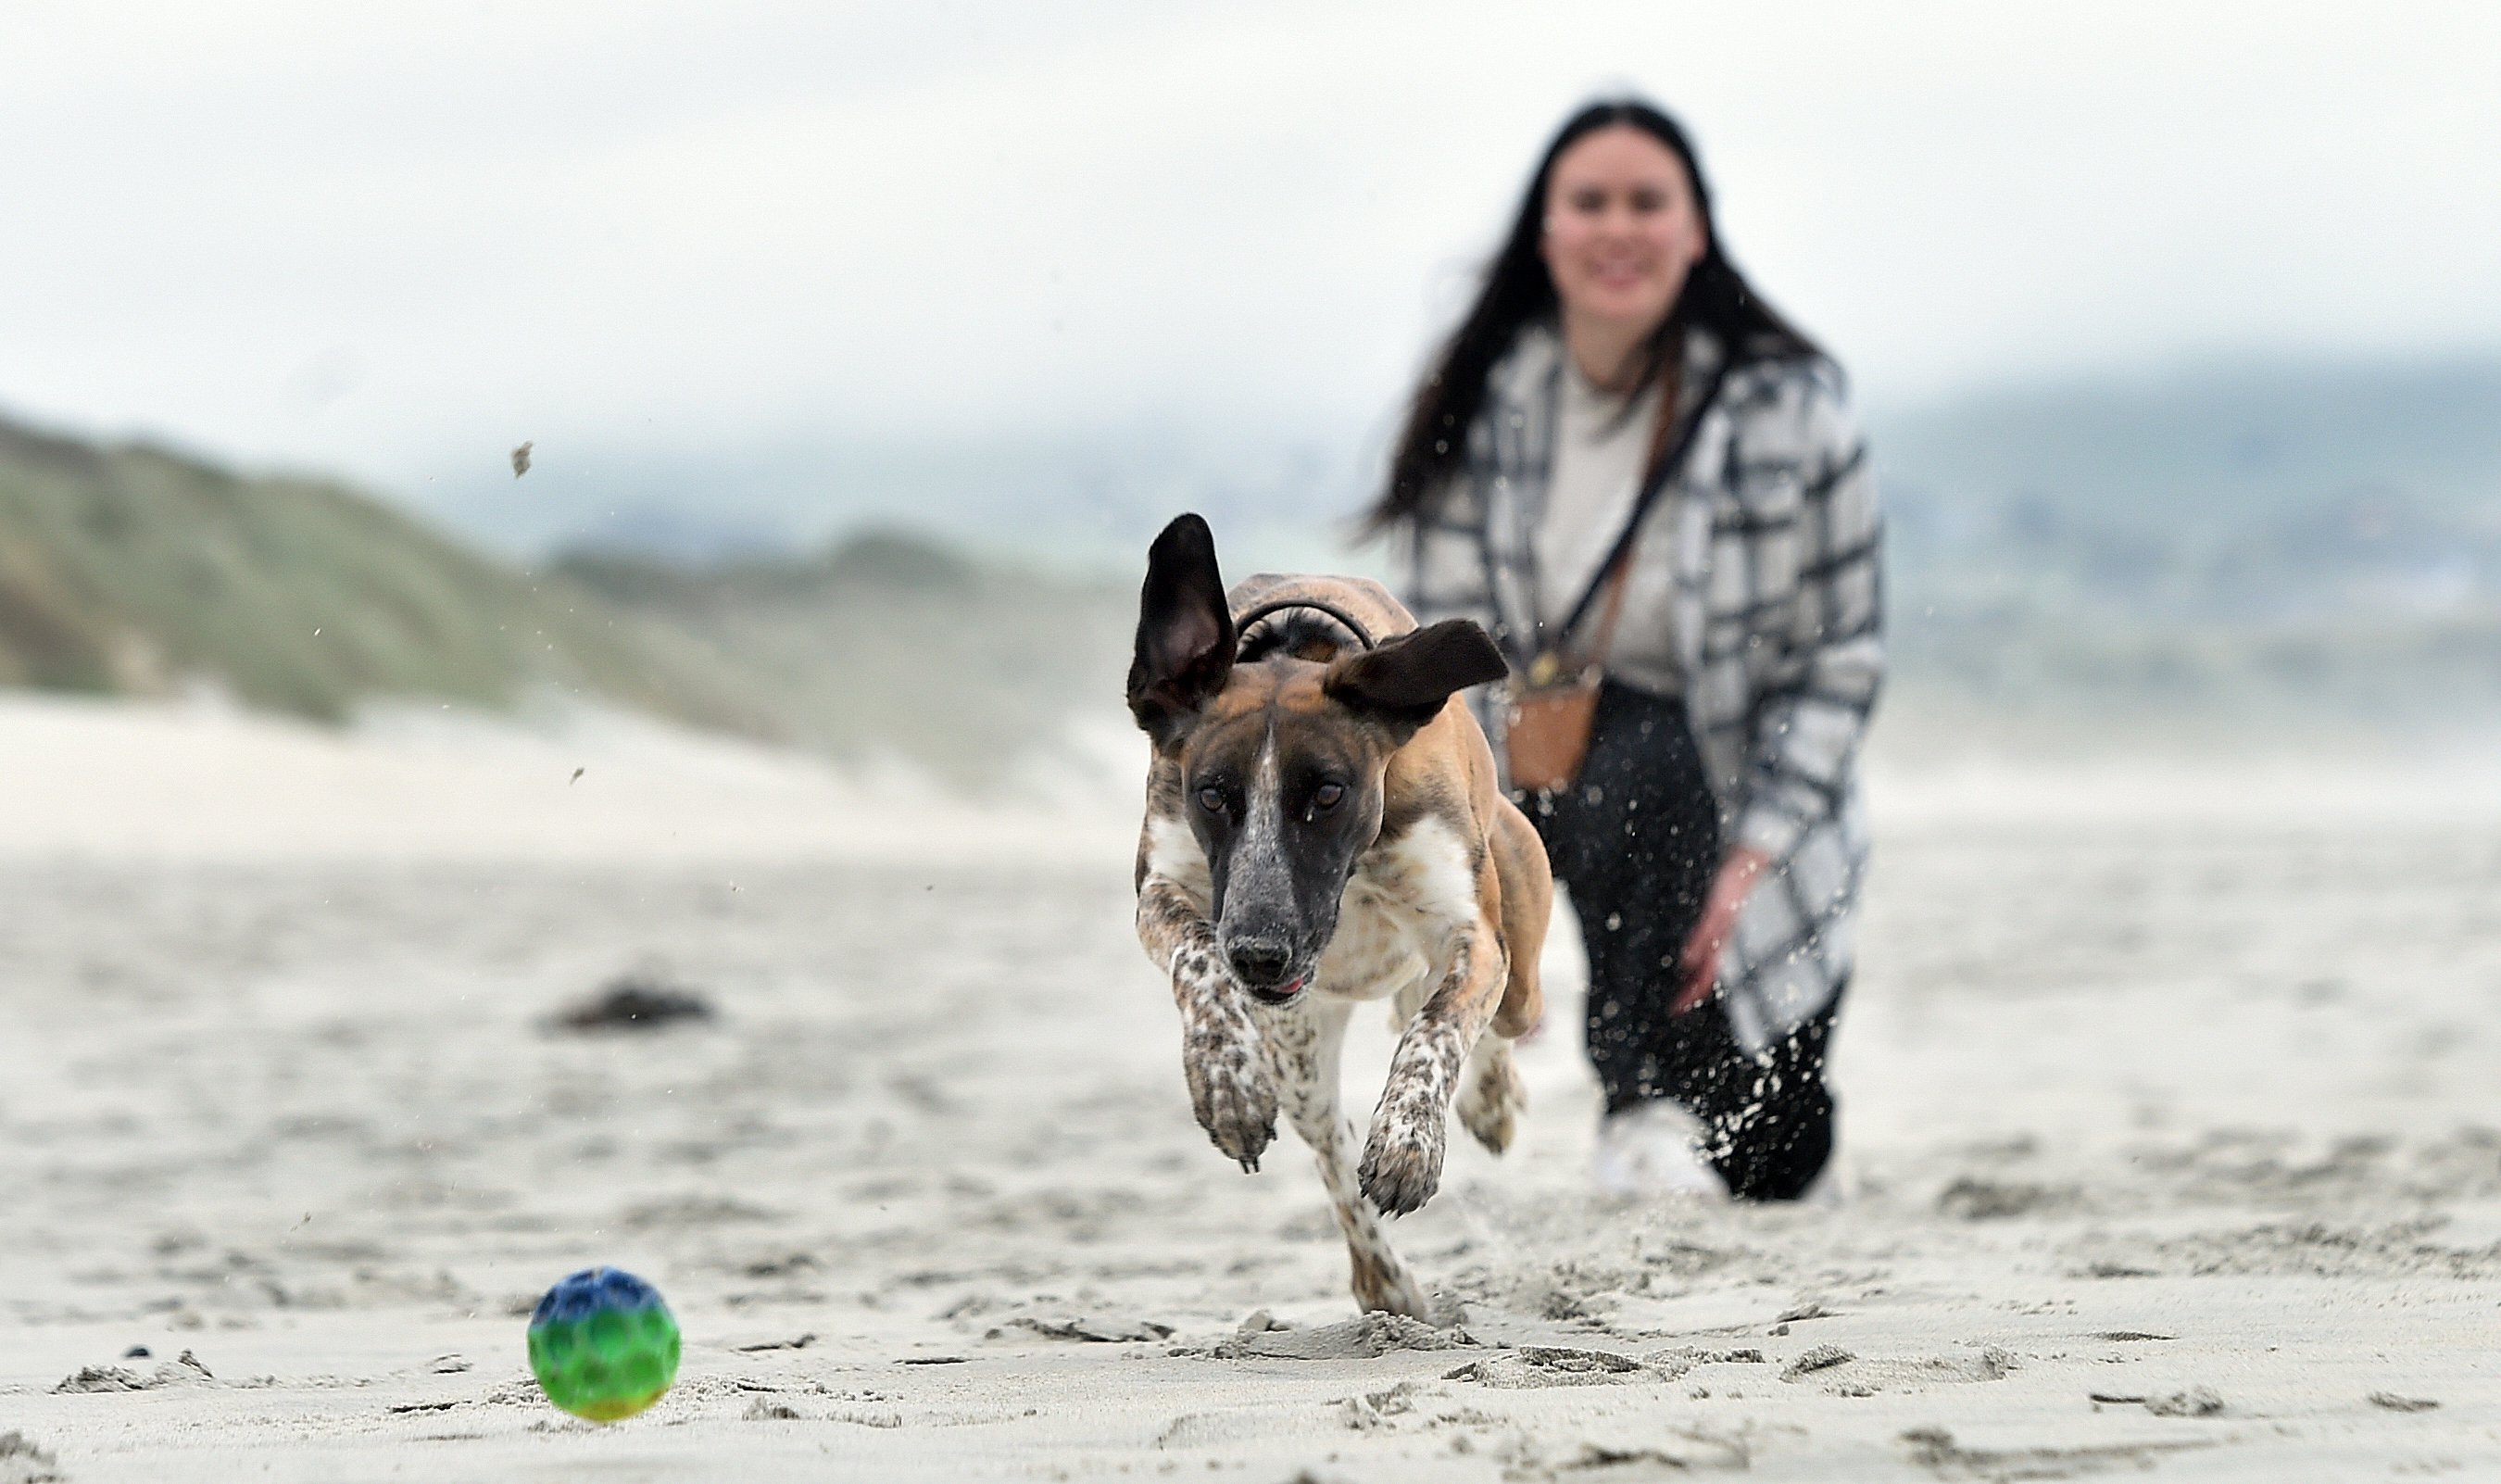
left=1884, top=358, right=2501, bottom=536
left=0, top=413, right=761, bottom=728
left=1877, top=357, right=2501, bottom=736
left=550, top=534, right=1133, bottom=787
left=0, top=409, right=1134, bottom=788
left=3, top=351, right=2495, bottom=778
left=556, top=348, right=2501, bottom=765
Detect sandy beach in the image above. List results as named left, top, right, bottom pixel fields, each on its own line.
left=5, top=695, right=2500, bottom=1481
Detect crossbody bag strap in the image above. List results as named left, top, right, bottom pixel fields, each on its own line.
left=1577, top=547, right=1636, bottom=673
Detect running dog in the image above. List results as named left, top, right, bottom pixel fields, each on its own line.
left=1126, top=513, right=1552, bottom=1318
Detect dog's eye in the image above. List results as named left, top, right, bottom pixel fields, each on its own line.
left=1312, top=782, right=1345, bottom=811
left=1197, top=786, right=1226, bottom=814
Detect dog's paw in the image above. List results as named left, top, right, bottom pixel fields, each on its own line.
left=1183, top=1020, right=1276, bottom=1171
left=1357, top=1105, right=1446, bottom=1216
left=1189, top=1060, right=1276, bottom=1170
left=1456, top=1043, right=1527, bottom=1155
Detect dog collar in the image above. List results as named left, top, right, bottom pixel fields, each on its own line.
left=1230, top=597, right=1377, bottom=651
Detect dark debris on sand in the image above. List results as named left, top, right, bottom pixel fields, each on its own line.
left=551, top=975, right=717, bottom=1033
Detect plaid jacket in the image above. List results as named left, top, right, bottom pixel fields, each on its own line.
left=1396, top=323, right=1882, bottom=1053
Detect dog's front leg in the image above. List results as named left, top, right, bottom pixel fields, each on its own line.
left=1257, top=995, right=1431, bottom=1318
left=1358, top=922, right=1504, bottom=1216
left=1137, top=878, right=1276, bottom=1171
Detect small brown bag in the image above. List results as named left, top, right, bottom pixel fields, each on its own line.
left=1498, top=358, right=1728, bottom=796
left=1502, top=560, right=1630, bottom=794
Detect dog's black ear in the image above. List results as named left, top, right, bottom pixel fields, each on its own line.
left=1127, top=514, right=1237, bottom=749
left=1323, top=619, right=1508, bottom=741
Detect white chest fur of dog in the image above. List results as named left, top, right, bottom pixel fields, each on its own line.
left=1311, top=816, right=1483, bottom=1005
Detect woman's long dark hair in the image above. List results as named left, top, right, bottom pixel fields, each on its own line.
left=1368, top=98, right=1821, bottom=531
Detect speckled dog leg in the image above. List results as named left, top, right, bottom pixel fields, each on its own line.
left=1255, top=995, right=1430, bottom=1319
left=1137, top=879, right=1276, bottom=1170
left=1359, top=935, right=1504, bottom=1216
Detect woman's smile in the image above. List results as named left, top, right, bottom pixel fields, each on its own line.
left=1586, top=257, right=1657, bottom=290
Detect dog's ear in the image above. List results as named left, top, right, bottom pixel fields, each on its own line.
left=1127, top=513, right=1237, bottom=749
left=1323, top=619, right=1508, bottom=742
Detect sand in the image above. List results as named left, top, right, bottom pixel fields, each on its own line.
left=4, top=693, right=2500, bottom=1481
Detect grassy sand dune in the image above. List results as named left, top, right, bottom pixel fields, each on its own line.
left=0, top=414, right=1136, bottom=790
left=0, top=417, right=753, bottom=727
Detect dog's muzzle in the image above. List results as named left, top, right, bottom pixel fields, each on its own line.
left=1227, top=939, right=1306, bottom=1003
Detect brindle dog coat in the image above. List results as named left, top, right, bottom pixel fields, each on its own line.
left=1127, top=514, right=1552, bottom=1317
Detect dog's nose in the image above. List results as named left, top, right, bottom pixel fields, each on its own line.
left=1226, top=939, right=1293, bottom=989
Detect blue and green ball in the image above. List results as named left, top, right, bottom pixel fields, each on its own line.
left=526, top=1267, right=682, bottom=1422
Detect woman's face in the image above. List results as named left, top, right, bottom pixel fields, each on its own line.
left=1539, top=124, right=1708, bottom=341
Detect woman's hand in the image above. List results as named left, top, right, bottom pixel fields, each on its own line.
left=1672, top=846, right=1772, bottom=1014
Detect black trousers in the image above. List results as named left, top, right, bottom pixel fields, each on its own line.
left=1526, top=681, right=1841, bottom=1201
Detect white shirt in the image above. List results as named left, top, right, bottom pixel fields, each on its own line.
left=1533, top=362, right=1678, bottom=689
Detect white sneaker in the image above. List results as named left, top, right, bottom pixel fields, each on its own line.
left=1593, top=1101, right=1729, bottom=1201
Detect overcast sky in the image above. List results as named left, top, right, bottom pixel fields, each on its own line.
left=2, top=1, right=2496, bottom=546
